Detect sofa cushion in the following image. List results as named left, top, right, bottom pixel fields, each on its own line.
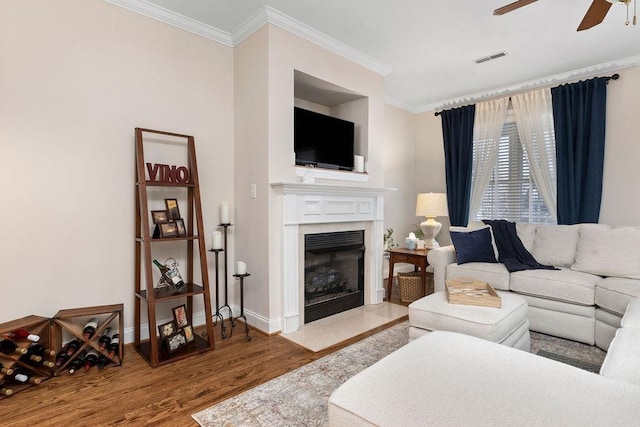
left=515, top=223, right=537, bottom=252
left=600, top=328, right=640, bottom=387
left=572, top=226, right=640, bottom=280
left=510, top=267, right=599, bottom=305
left=446, top=262, right=510, bottom=291
left=621, top=298, right=640, bottom=328
left=328, top=331, right=640, bottom=427
left=531, top=224, right=579, bottom=267
left=449, top=227, right=498, bottom=264
left=596, top=277, right=640, bottom=316
left=452, top=223, right=499, bottom=259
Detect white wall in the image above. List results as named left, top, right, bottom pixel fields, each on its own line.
left=0, top=1, right=234, bottom=335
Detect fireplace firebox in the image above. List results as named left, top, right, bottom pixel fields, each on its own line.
left=304, top=230, right=365, bottom=323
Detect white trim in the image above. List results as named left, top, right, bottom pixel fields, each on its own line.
left=271, top=182, right=392, bottom=198
left=420, top=54, right=640, bottom=113
left=104, top=0, right=232, bottom=46
left=105, top=1, right=391, bottom=76
left=294, top=166, right=370, bottom=183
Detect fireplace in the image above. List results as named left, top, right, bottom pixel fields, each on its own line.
left=304, top=230, right=365, bottom=323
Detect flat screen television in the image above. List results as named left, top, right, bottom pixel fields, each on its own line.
left=294, top=107, right=355, bottom=171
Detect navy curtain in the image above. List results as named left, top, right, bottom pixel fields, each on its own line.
left=551, top=77, right=607, bottom=224
left=440, top=104, right=476, bottom=226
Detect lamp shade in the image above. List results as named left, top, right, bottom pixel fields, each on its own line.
left=415, top=193, right=448, bottom=218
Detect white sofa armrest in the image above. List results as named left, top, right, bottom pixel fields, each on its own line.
left=621, top=298, right=640, bottom=328
left=427, top=245, right=456, bottom=293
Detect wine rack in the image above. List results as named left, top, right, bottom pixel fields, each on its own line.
left=0, top=315, right=53, bottom=399
left=134, top=128, right=215, bottom=367
left=51, top=304, right=124, bottom=376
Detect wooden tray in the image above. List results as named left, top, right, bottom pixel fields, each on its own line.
left=446, top=277, right=501, bottom=308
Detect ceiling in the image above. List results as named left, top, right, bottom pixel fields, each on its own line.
left=140, top=0, right=640, bottom=112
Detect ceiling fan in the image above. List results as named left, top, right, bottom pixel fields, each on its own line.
left=494, top=0, right=637, bottom=31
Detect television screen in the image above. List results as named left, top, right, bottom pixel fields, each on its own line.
left=294, top=107, right=355, bottom=171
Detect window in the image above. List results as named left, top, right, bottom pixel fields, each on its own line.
left=474, top=111, right=555, bottom=224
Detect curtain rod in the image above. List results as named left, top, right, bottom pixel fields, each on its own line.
left=433, top=73, right=620, bottom=116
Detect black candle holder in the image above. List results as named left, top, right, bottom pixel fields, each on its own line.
left=208, top=248, right=228, bottom=338
left=232, top=273, right=251, bottom=341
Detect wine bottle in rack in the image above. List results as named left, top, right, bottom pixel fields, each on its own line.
left=55, top=343, right=71, bottom=366
left=30, top=343, right=56, bottom=358
left=19, top=350, right=42, bottom=364
left=98, top=327, right=112, bottom=350
left=0, top=387, right=13, bottom=396
left=0, top=338, right=28, bottom=355
left=107, top=333, right=120, bottom=359
left=153, top=259, right=185, bottom=287
left=83, top=349, right=99, bottom=372
left=68, top=350, right=86, bottom=374
left=153, top=259, right=169, bottom=275
left=97, top=354, right=110, bottom=371
left=8, top=368, right=42, bottom=385
left=0, top=363, right=14, bottom=376
left=82, top=318, right=99, bottom=340
left=65, top=339, right=82, bottom=356
left=3, top=328, right=40, bottom=343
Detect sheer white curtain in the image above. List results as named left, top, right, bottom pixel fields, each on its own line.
left=512, top=88, right=557, bottom=220
left=469, top=97, right=509, bottom=219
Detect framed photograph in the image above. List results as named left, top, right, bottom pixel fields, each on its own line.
left=165, top=198, right=181, bottom=220
left=159, top=222, right=178, bottom=238
left=172, top=304, right=188, bottom=328
left=182, top=325, right=195, bottom=343
left=151, top=210, right=169, bottom=224
left=175, top=218, right=186, bottom=236
left=165, top=330, right=187, bottom=353
left=158, top=320, right=175, bottom=340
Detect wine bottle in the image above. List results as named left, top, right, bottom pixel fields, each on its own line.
left=0, top=387, right=12, bottom=396
left=65, top=339, right=82, bottom=356
left=83, top=349, right=99, bottom=371
left=82, top=318, right=99, bottom=340
left=68, top=350, right=86, bottom=374
left=107, top=333, right=120, bottom=359
left=9, top=368, right=42, bottom=385
left=55, top=342, right=72, bottom=366
left=153, top=259, right=184, bottom=287
left=97, top=354, right=110, bottom=371
left=19, top=351, right=43, bottom=364
left=3, top=328, right=40, bottom=343
left=0, top=363, right=14, bottom=376
left=0, top=338, right=28, bottom=355
left=98, top=327, right=112, bottom=350
left=30, top=343, right=56, bottom=358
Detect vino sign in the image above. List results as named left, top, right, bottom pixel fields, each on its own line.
left=146, top=163, right=190, bottom=184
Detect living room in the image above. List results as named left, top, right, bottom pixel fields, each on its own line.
left=2, top=0, right=640, bottom=425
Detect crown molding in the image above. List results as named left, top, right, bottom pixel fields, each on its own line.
left=105, top=1, right=392, bottom=76
left=233, top=6, right=392, bottom=76
left=103, top=0, right=232, bottom=46
left=417, top=54, right=640, bottom=113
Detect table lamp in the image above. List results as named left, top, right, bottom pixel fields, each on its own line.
left=415, top=193, right=448, bottom=249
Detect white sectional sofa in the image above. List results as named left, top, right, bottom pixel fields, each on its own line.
left=328, top=298, right=640, bottom=426
left=427, top=222, right=640, bottom=349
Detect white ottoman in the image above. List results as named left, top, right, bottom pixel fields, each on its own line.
left=409, top=290, right=530, bottom=350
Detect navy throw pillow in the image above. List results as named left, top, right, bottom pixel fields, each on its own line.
left=450, top=227, right=498, bottom=264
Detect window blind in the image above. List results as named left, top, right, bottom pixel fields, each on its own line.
left=475, top=111, right=555, bottom=224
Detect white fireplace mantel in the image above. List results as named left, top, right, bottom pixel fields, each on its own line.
left=271, top=182, right=394, bottom=333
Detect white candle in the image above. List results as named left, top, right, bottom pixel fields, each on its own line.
left=236, top=261, right=246, bottom=275
left=220, top=202, right=229, bottom=224
left=212, top=231, right=222, bottom=249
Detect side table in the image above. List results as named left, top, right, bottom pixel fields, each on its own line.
left=386, top=248, right=430, bottom=300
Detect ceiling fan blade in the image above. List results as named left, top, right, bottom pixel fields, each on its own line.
left=577, top=0, right=613, bottom=31
left=493, top=0, right=538, bottom=16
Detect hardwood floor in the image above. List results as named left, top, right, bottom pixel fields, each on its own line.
left=3, top=294, right=407, bottom=426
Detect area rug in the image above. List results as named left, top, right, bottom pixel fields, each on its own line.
left=192, top=324, right=607, bottom=427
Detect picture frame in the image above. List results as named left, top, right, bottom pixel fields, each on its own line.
left=182, top=325, right=195, bottom=343
left=164, top=330, right=187, bottom=353
left=172, top=304, right=188, bottom=328
left=165, top=198, right=181, bottom=220
left=159, top=221, right=178, bottom=238
left=151, top=210, right=169, bottom=224
left=175, top=218, right=186, bottom=236
left=158, top=320, right=175, bottom=340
